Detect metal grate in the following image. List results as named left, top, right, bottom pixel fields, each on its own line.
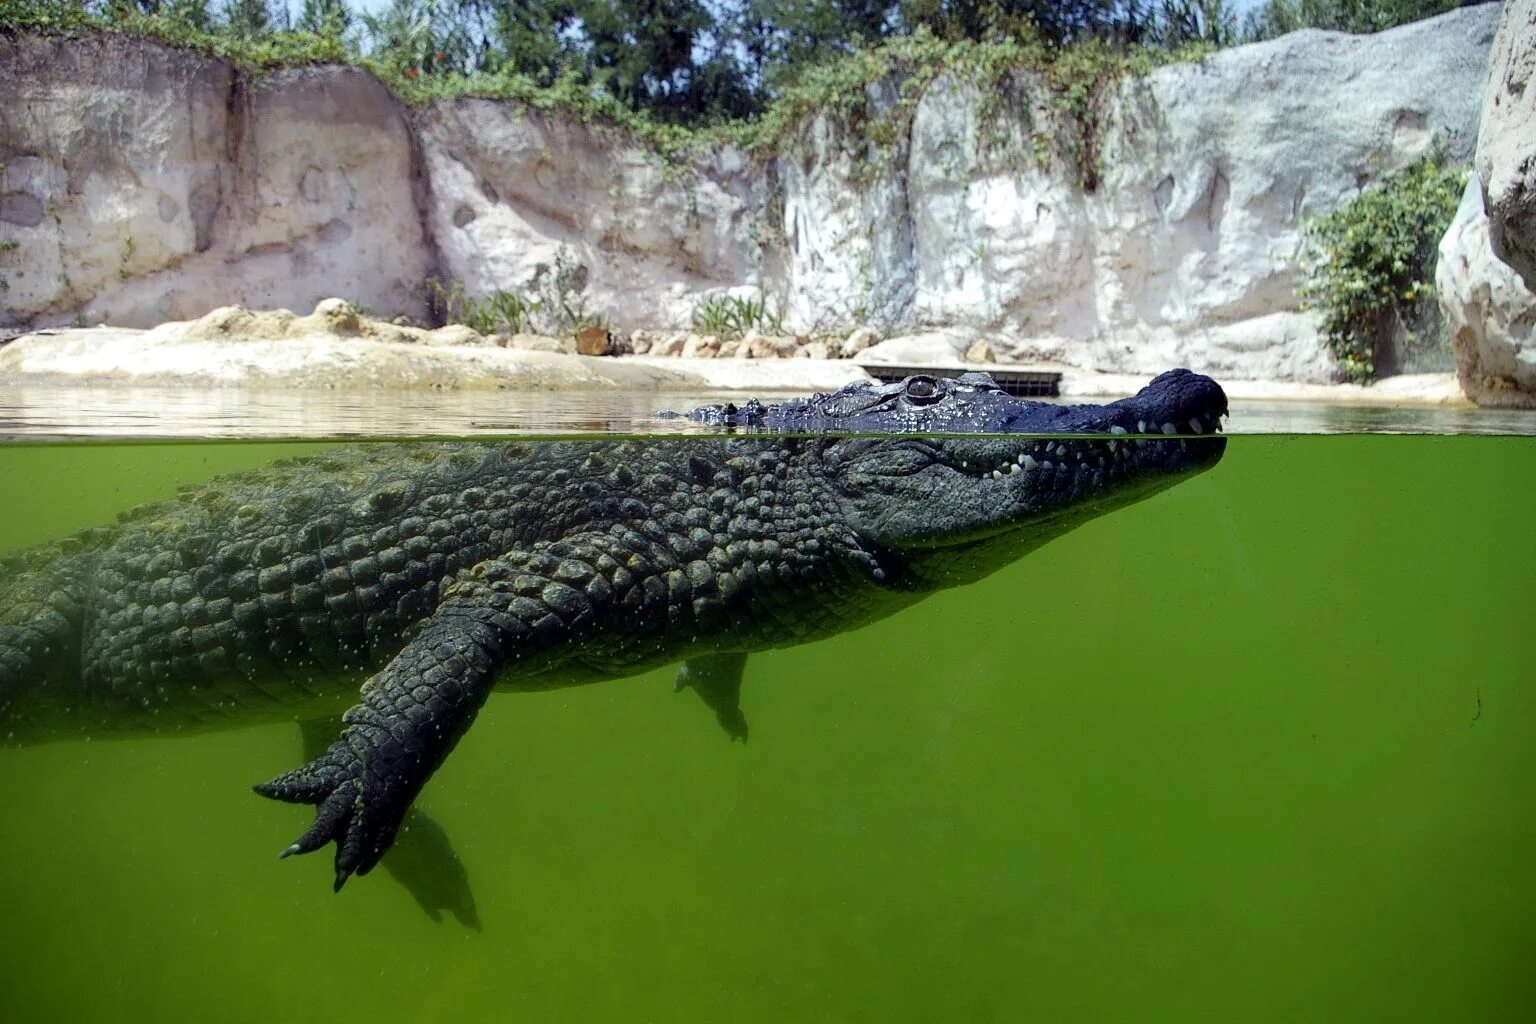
left=863, top=365, right=1062, bottom=398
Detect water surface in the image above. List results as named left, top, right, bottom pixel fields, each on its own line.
left=3, top=383, right=1535, bottom=438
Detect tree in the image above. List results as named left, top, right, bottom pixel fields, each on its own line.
left=1243, top=0, right=1460, bottom=39
left=221, top=0, right=271, bottom=36
left=296, top=0, right=350, bottom=37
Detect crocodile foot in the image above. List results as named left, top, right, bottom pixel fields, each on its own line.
left=675, top=652, right=750, bottom=742
left=255, top=734, right=410, bottom=892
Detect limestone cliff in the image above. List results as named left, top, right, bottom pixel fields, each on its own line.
left=1477, top=0, right=1536, bottom=291
left=0, top=6, right=1501, bottom=381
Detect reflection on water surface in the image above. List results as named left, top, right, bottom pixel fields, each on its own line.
left=1, top=383, right=1534, bottom=438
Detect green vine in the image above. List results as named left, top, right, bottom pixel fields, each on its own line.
left=0, top=9, right=1210, bottom=184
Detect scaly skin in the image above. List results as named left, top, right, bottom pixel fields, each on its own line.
left=679, top=368, right=1227, bottom=435
left=0, top=371, right=1228, bottom=892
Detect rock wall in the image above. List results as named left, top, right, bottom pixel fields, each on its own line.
left=416, top=99, right=765, bottom=329
left=1477, top=0, right=1536, bottom=291
left=0, top=7, right=1501, bottom=381
left=0, top=33, right=435, bottom=332
left=1438, top=177, right=1536, bottom=408
left=794, top=8, right=1495, bottom=380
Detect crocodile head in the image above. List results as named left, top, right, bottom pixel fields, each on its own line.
left=823, top=369, right=1229, bottom=586
left=690, top=367, right=1224, bottom=435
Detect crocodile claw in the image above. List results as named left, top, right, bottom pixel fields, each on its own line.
left=255, top=740, right=407, bottom=891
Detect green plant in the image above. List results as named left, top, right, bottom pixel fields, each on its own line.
left=532, top=247, right=605, bottom=332
left=429, top=277, right=543, bottom=335
left=0, top=241, right=18, bottom=253
left=691, top=291, right=784, bottom=339
left=1297, top=155, right=1465, bottom=383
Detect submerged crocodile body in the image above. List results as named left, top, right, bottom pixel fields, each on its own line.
left=0, top=370, right=1227, bottom=901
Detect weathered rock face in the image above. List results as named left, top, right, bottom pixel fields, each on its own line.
left=1437, top=178, right=1536, bottom=408
left=1477, top=0, right=1536, bottom=291
left=0, top=8, right=1502, bottom=383
left=817, top=6, right=1495, bottom=381
left=0, top=33, right=434, bottom=332
left=415, top=99, right=764, bottom=329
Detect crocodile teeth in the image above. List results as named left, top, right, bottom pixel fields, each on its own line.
left=1137, top=420, right=1147, bottom=433
left=1021, top=454, right=1038, bottom=470
left=991, top=470, right=1003, bottom=480
left=1110, top=425, right=1128, bottom=435
left=1161, top=422, right=1177, bottom=435
left=1008, top=462, right=1022, bottom=475
left=1189, top=418, right=1204, bottom=434
left=1041, top=460, right=1054, bottom=470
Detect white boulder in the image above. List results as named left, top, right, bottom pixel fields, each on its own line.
left=1476, top=0, right=1536, bottom=290
left=1437, top=178, right=1536, bottom=407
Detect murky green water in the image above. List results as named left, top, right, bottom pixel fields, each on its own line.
left=0, top=434, right=1532, bottom=1022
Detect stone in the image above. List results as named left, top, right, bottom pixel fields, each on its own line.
left=312, top=298, right=362, bottom=335
left=964, top=338, right=996, bottom=364
left=802, top=340, right=832, bottom=360
left=842, top=327, right=880, bottom=355
left=630, top=331, right=654, bottom=355
left=717, top=340, right=741, bottom=358
left=1477, top=0, right=1536, bottom=291
left=682, top=334, right=720, bottom=358
left=575, top=325, right=611, bottom=356
left=745, top=332, right=800, bottom=359
left=658, top=332, right=688, bottom=357
left=853, top=329, right=972, bottom=366
left=1437, top=178, right=1536, bottom=408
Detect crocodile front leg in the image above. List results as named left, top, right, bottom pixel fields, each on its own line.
left=257, top=529, right=664, bottom=890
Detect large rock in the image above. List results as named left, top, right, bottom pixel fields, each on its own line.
left=853, top=328, right=974, bottom=365
left=0, top=34, right=434, bottom=332
left=1437, top=178, right=1536, bottom=408
left=414, top=100, right=766, bottom=330
left=1477, top=0, right=1536, bottom=291
left=892, top=7, right=1497, bottom=381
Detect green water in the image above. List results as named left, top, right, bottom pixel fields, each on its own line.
left=0, top=435, right=1532, bottom=1022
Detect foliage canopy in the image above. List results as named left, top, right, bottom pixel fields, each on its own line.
left=0, top=0, right=1463, bottom=131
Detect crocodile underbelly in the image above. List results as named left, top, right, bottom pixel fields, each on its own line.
left=4, top=662, right=363, bottom=745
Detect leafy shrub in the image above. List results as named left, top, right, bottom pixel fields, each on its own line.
left=429, top=249, right=602, bottom=336
left=1297, top=155, right=1465, bottom=383
left=429, top=278, right=540, bottom=335
left=691, top=292, right=784, bottom=339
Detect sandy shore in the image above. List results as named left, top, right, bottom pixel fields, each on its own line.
left=0, top=321, right=1473, bottom=408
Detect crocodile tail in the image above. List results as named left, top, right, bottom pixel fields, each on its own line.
left=0, top=551, right=85, bottom=740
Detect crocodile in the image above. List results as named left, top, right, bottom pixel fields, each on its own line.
left=0, top=369, right=1227, bottom=901
left=678, top=368, right=1226, bottom=434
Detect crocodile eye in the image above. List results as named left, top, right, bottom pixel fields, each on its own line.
left=904, top=376, right=941, bottom=404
